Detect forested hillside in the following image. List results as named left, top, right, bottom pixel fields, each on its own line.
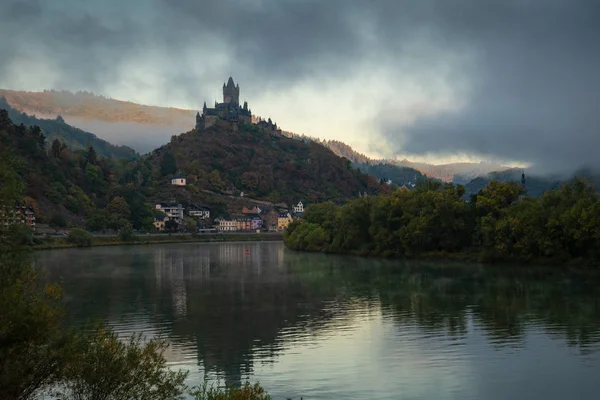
left=0, top=110, right=153, bottom=230
left=1, top=98, right=138, bottom=159
left=147, top=121, right=389, bottom=205
left=0, top=97, right=139, bottom=159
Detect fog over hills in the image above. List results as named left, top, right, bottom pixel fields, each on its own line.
left=2, top=1, right=598, bottom=175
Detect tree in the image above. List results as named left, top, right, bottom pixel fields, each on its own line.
left=85, top=145, right=98, bottom=166
left=0, top=157, right=69, bottom=398
left=67, top=228, right=92, bottom=247
left=118, top=223, right=135, bottom=242
left=160, top=151, right=177, bottom=176
left=107, top=196, right=131, bottom=221
left=51, top=139, right=66, bottom=159
left=56, top=327, right=188, bottom=400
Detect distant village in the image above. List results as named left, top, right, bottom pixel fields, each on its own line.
left=1, top=77, right=354, bottom=235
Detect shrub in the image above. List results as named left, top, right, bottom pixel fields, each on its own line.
left=118, top=224, right=135, bottom=242
left=190, top=381, right=272, bottom=400
left=67, top=228, right=92, bottom=247
left=56, top=327, right=188, bottom=400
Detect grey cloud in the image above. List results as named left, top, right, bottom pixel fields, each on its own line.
left=1, top=0, right=599, bottom=171
left=377, top=1, right=600, bottom=172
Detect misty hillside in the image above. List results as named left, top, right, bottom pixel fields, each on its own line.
left=464, top=168, right=563, bottom=198
left=147, top=120, right=389, bottom=204
left=0, top=89, right=194, bottom=125
left=1, top=97, right=138, bottom=160
left=396, top=159, right=510, bottom=183
left=1, top=88, right=516, bottom=182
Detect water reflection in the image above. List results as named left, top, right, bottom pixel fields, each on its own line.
left=37, top=243, right=600, bottom=399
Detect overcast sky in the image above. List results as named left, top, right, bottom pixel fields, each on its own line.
left=1, top=0, right=599, bottom=172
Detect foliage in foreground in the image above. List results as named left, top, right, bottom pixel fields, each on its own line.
left=190, top=381, right=273, bottom=400
left=285, top=179, right=600, bottom=263
left=55, top=328, right=188, bottom=400
left=1, top=151, right=188, bottom=399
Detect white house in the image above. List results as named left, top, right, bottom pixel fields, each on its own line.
left=156, top=203, right=184, bottom=224
left=171, top=172, right=186, bottom=186
left=189, top=204, right=210, bottom=219
left=293, top=201, right=304, bottom=214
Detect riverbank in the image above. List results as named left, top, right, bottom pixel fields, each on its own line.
left=34, top=232, right=283, bottom=250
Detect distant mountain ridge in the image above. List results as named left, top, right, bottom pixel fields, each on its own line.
left=1, top=88, right=512, bottom=182
left=1, top=97, right=138, bottom=160
left=0, top=89, right=194, bottom=125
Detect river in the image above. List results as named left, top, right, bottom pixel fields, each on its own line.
left=36, top=242, right=600, bottom=399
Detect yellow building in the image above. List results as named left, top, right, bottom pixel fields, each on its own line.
left=277, top=212, right=293, bottom=231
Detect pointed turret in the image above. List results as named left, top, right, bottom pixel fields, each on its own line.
left=195, top=111, right=202, bottom=130
left=203, top=101, right=207, bottom=114
left=223, top=76, right=240, bottom=105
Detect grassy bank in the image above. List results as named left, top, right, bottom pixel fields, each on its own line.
left=34, top=233, right=283, bottom=250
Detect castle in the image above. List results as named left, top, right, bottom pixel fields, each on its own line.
left=196, top=77, right=252, bottom=130
left=195, top=77, right=280, bottom=132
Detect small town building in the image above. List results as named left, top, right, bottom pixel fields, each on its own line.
left=246, top=214, right=263, bottom=231
left=188, top=204, right=210, bottom=219
left=260, top=207, right=279, bottom=231
left=171, top=172, right=186, bottom=186
left=234, top=215, right=251, bottom=231
left=153, top=213, right=169, bottom=231
left=216, top=217, right=237, bottom=232
left=277, top=212, right=293, bottom=231
left=155, top=203, right=184, bottom=224
left=242, top=205, right=262, bottom=214
left=1, top=203, right=36, bottom=231
left=293, top=201, right=304, bottom=214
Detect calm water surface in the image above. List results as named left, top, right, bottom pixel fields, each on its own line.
left=37, top=242, right=600, bottom=399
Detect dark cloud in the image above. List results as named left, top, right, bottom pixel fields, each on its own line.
left=377, top=1, right=600, bottom=172
left=1, top=0, right=599, bottom=171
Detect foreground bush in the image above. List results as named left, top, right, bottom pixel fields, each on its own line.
left=54, top=328, right=188, bottom=400
left=67, top=228, right=92, bottom=247
left=190, top=381, right=272, bottom=400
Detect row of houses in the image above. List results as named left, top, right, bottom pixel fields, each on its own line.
left=153, top=201, right=305, bottom=232
left=1, top=203, right=36, bottom=231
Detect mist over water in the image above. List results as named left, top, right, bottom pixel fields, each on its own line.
left=37, top=242, right=600, bottom=400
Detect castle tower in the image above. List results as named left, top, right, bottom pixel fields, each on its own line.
left=223, top=77, right=240, bottom=105
left=195, top=112, right=201, bottom=129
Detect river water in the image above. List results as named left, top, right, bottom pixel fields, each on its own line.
left=36, top=242, right=600, bottom=399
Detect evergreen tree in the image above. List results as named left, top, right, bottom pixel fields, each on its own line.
left=160, top=151, right=177, bottom=176
left=85, top=144, right=98, bottom=166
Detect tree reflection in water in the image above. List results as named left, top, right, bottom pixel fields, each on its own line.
left=38, top=243, right=600, bottom=387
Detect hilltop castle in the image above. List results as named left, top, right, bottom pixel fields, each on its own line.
left=195, top=77, right=280, bottom=132
left=196, top=77, right=252, bottom=130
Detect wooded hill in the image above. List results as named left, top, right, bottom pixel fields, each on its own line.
left=147, top=120, right=390, bottom=205
left=1, top=97, right=138, bottom=160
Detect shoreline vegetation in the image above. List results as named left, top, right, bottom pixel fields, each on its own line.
left=33, top=232, right=283, bottom=250
left=284, top=179, right=600, bottom=267
left=1, top=153, right=288, bottom=399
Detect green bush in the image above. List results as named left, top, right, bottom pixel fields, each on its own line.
left=118, top=224, right=135, bottom=242
left=67, top=228, right=92, bottom=247
left=56, top=327, right=188, bottom=400
left=190, top=381, right=273, bottom=400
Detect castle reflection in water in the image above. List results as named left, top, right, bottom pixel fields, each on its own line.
left=152, top=242, right=285, bottom=320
